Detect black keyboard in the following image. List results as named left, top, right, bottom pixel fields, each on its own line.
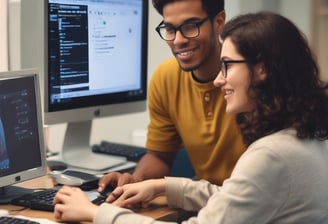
left=11, top=188, right=111, bottom=212
left=92, top=141, right=147, bottom=161
left=0, top=216, right=40, bottom=224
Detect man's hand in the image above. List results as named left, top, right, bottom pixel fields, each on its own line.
left=98, top=151, right=174, bottom=202
left=98, top=172, right=137, bottom=196
left=111, top=179, right=166, bottom=208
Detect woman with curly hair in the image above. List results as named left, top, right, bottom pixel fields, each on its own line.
left=53, top=11, right=328, bottom=224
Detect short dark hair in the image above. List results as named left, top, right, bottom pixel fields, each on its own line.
left=220, top=11, right=328, bottom=145
left=152, top=0, right=224, bottom=19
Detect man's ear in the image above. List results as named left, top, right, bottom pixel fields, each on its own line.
left=255, top=63, right=267, bottom=81
left=214, top=11, right=226, bottom=35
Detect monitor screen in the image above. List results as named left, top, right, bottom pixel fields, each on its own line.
left=44, top=0, right=148, bottom=170
left=0, top=70, right=47, bottom=203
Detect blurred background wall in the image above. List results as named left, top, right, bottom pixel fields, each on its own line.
left=1, top=0, right=327, bottom=152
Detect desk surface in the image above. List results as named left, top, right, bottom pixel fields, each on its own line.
left=0, top=175, right=180, bottom=223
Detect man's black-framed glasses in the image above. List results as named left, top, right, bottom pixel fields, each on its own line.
left=221, top=59, right=247, bottom=78
left=155, top=17, right=209, bottom=41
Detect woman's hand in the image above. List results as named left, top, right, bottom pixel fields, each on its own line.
left=53, top=186, right=98, bottom=222
left=111, top=179, right=166, bottom=208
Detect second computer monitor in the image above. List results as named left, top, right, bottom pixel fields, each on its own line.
left=44, top=0, right=148, bottom=170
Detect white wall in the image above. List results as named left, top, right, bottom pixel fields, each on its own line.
left=6, top=0, right=314, bottom=152
left=0, top=0, right=8, bottom=72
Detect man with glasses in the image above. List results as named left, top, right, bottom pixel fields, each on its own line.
left=99, top=0, right=245, bottom=193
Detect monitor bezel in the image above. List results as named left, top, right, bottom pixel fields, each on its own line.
left=43, top=0, right=149, bottom=126
left=0, top=70, right=47, bottom=189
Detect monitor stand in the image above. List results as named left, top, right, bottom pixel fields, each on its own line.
left=0, top=186, right=34, bottom=204
left=49, top=121, right=126, bottom=171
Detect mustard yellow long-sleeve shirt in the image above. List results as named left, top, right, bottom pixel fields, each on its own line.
left=146, top=58, right=246, bottom=185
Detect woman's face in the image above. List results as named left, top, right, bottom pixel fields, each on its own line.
left=213, top=38, right=254, bottom=114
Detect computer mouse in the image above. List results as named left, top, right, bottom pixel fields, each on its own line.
left=0, top=209, right=9, bottom=216
left=47, top=160, right=68, bottom=171
left=49, top=170, right=84, bottom=186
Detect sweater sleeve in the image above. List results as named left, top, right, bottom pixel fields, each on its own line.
left=94, top=138, right=290, bottom=224
left=165, top=176, right=221, bottom=211
left=166, top=142, right=290, bottom=224
left=94, top=203, right=176, bottom=224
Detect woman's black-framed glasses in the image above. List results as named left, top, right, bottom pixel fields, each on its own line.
left=155, top=17, right=209, bottom=41
left=221, top=59, right=247, bottom=78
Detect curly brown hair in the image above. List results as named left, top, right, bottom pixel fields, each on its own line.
left=220, top=11, right=328, bottom=146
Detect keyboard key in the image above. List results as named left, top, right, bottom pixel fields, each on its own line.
left=92, top=141, right=146, bottom=161
left=0, top=216, right=40, bottom=224
left=11, top=187, right=113, bottom=212
left=11, top=189, right=57, bottom=211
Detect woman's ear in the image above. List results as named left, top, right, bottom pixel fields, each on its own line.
left=255, top=63, right=267, bottom=81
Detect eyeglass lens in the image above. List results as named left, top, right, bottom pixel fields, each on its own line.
left=156, top=17, right=208, bottom=41
left=221, top=60, right=247, bottom=78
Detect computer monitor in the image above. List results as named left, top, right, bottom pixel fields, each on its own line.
left=0, top=70, right=47, bottom=203
left=44, top=0, right=148, bottom=170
